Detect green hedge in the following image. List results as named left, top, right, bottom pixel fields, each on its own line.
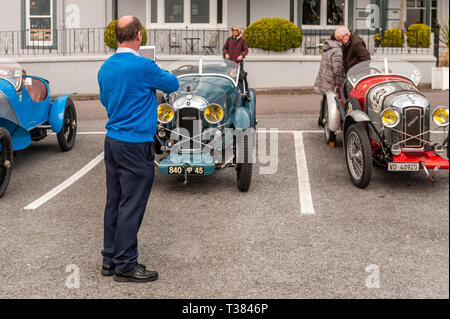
left=407, top=23, right=431, bottom=48
left=242, top=18, right=303, bottom=52
left=382, top=28, right=404, bottom=47
left=104, top=20, right=148, bottom=50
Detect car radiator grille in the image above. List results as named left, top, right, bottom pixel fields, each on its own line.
left=403, top=107, right=423, bottom=148
left=177, top=107, right=202, bottom=150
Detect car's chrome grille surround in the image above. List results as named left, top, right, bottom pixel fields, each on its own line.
left=177, top=107, right=202, bottom=151
left=403, top=107, right=423, bottom=149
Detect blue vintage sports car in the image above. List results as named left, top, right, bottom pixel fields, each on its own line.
left=0, top=58, right=77, bottom=197
left=155, top=57, right=256, bottom=192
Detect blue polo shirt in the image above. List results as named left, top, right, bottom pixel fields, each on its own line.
left=98, top=49, right=179, bottom=143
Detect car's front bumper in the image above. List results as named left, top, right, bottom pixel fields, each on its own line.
left=157, top=153, right=215, bottom=176
left=392, top=151, right=449, bottom=169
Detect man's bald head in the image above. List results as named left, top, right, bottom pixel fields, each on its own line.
left=115, top=15, right=142, bottom=44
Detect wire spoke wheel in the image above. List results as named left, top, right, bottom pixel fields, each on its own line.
left=57, top=98, right=77, bottom=152
left=0, top=128, right=13, bottom=198
left=345, top=124, right=372, bottom=188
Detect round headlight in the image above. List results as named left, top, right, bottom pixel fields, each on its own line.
left=204, top=104, right=224, bottom=124
left=381, top=108, right=400, bottom=128
left=432, top=106, right=449, bottom=127
left=158, top=104, right=174, bottom=124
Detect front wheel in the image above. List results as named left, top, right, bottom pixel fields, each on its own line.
left=235, top=134, right=253, bottom=192
left=344, top=124, right=372, bottom=188
left=57, top=98, right=77, bottom=152
left=0, top=128, right=13, bottom=198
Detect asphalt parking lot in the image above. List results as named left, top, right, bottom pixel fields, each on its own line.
left=0, top=92, right=448, bottom=299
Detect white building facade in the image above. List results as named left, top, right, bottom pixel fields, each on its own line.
left=0, top=1, right=446, bottom=93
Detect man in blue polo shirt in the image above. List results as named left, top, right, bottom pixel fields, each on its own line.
left=98, top=15, right=179, bottom=283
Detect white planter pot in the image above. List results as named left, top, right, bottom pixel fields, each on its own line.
left=432, top=67, right=449, bottom=90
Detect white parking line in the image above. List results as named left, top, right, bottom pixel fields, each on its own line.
left=24, top=152, right=104, bottom=210
left=293, top=132, right=315, bottom=215
left=75, top=130, right=447, bottom=135
left=28, top=129, right=446, bottom=211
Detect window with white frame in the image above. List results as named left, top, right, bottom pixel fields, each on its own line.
left=406, top=0, right=437, bottom=28
left=165, top=0, right=184, bottom=23
left=25, top=0, right=54, bottom=46
left=191, top=0, right=209, bottom=23
left=148, top=0, right=224, bottom=27
left=302, top=0, right=346, bottom=27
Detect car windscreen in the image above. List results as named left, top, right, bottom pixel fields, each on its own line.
left=347, top=60, right=422, bottom=87
left=168, top=57, right=240, bottom=86
left=0, top=58, right=22, bottom=91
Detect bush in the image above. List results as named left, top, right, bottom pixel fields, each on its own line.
left=382, top=28, right=404, bottom=47
left=104, top=20, right=148, bottom=50
left=242, top=18, right=303, bottom=52
left=373, top=33, right=382, bottom=47
left=407, top=23, right=431, bottom=48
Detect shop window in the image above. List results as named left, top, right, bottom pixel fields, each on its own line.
left=25, top=0, right=55, bottom=47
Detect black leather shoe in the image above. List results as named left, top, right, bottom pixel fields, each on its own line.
left=113, top=264, right=158, bottom=283
left=101, top=264, right=115, bottom=276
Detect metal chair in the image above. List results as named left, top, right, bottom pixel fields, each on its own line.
left=169, top=32, right=181, bottom=53
left=202, top=33, right=218, bottom=55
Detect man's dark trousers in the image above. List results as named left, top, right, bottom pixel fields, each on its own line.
left=102, top=136, right=155, bottom=273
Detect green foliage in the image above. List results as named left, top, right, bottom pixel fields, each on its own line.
left=407, top=23, right=431, bottom=48
left=104, top=20, right=148, bottom=50
left=373, top=33, right=382, bottom=47
left=439, top=20, right=449, bottom=48
left=242, top=18, right=303, bottom=52
left=382, top=28, right=405, bottom=47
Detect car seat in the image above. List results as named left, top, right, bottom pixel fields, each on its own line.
left=26, top=78, right=48, bottom=103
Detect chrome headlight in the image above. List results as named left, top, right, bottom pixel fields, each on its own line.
left=381, top=108, right=400, bottom=128
left=432, top=106, right=449, bottom=127
left=204, top=104, right=224, bottom=124
left=157, top=104, right=174, bottom=123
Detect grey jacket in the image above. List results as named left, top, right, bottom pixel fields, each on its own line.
left=314, top=40, right=345, bottom=95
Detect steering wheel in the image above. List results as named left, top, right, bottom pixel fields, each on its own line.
left=369, top=66, right=382, bottom=73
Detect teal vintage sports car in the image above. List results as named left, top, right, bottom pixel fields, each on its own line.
left=155, top=57, right=256, bottom=192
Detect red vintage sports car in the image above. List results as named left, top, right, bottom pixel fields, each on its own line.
left=319, top=59, right=448, bottom=188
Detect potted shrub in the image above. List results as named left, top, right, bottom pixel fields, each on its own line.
left=432, top=20, right=449, bottom=90
left=381, top=28, right=405, bottom=47
left=407, top=23, right=431, bottom=48
left=242, top=18, right=303, bottom=52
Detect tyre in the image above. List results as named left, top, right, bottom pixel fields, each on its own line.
left=344, top=124, right=372, bottom=188
left=57, top=98, right=77, bottom=152
left=322, top=101, right=336, bottom=147
left=0, top=128, right=13, bottom=198
left=235, top=134, right=253, bottom=192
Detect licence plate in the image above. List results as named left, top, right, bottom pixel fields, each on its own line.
left=168, top=166, right=204, bottom=175
left=388, top=162, right=420, bottom=172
